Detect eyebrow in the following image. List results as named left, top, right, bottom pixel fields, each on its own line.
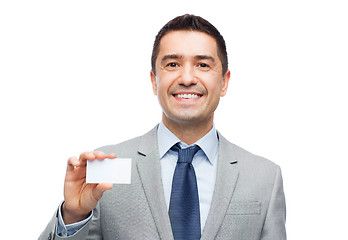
left=160, top=54, right=215, bottom=64
left=194, top=55, right=216, bottom=62
left=161, top=54, right=183, bottom=64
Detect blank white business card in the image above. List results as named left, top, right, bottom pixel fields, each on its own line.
left=86, top=158, right=132, bottom=184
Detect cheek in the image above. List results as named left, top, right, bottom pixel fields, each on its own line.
left=157, top=73, right=176, bottom=94
left=201, top=76, right=223, bottom=96
left=156, top=82, right=172, bottom=103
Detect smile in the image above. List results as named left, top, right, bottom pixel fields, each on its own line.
left=174, top=93, right=201, bottom=99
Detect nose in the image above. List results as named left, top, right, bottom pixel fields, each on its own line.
left=177, top=64, right=198, bottom=86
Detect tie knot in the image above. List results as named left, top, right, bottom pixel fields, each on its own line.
left=171, top=143, right=200, bottom=163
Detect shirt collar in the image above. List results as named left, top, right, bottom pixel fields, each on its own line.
left=157, top=121, right=219, bottom=165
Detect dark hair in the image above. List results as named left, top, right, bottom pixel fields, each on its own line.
left=151, top=14, right=228, bottom=76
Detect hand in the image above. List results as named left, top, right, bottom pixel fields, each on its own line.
left=62, top=151, right=116, bottom=224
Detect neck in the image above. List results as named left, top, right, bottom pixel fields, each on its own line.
left=162, top=114, right=214, bottom=145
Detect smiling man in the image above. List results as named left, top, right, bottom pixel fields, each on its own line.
left=40, top=14, right=286, bottom=240
left=151, top=30, right=230, bottom=145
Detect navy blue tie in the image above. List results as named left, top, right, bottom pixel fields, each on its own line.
left=169, top=143, right=201, bottom=240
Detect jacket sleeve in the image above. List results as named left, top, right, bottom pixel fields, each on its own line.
left=260, top=166, right=287, bottom=240
left=38, top=203, right=103, bottom=240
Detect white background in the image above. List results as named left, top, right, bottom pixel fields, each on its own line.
left=1, top=0, right=347, bottom=239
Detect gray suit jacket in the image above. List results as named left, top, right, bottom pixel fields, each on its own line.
left=40, top=126, right=286, bottom=240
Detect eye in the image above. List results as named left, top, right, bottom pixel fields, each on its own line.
left=197, top=62, right=210, bottom=70
left=166, top=62, right=179, bottom=68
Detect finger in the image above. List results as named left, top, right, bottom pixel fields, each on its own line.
left=99, top=183, right=113, bottom=190
left=106, top=153, right=116, bottom=159
left=92, top=183, right=113, bottom=201
left=93, top=151, right=107, bottom=160
left=67, top=156, right=79, bottom=172
left=79, top=151, right=96, bottom=165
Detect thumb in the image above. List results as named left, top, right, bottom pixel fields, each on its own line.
left=92, top=183, right=113, bottom=201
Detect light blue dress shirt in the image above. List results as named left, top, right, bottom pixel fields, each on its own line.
left=157, top=122, right=219, bottom=232
left=57, top=122, right=219, bottom=237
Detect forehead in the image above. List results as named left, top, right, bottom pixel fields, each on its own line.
left=157, top=30, right=219, bottom=60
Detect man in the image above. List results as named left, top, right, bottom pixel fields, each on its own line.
left=40, top=14, right=286, bottom=240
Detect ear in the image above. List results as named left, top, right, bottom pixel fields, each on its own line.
left=150, top=71, right=158, bottom=95
left=220, top=69, right=230, bottom=97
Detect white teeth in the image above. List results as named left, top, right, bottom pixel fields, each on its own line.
left=176, top=94, right=200, bottom=99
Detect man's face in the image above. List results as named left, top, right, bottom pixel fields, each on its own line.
left=151, top=30, right=230, bottom=127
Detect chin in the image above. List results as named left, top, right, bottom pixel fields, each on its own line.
left=168, top=113, right=209, bottom=125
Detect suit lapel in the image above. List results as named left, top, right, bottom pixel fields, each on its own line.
left=135, top=127, right=240, bottom=240
left=201, top=133, right=240, bottom=240
left=136, top=126, right=174, bottom=240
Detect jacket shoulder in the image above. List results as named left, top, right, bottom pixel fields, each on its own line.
left=219, top=133, right=281, bottom=176
left=233, top=142, right=278, bottom=169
